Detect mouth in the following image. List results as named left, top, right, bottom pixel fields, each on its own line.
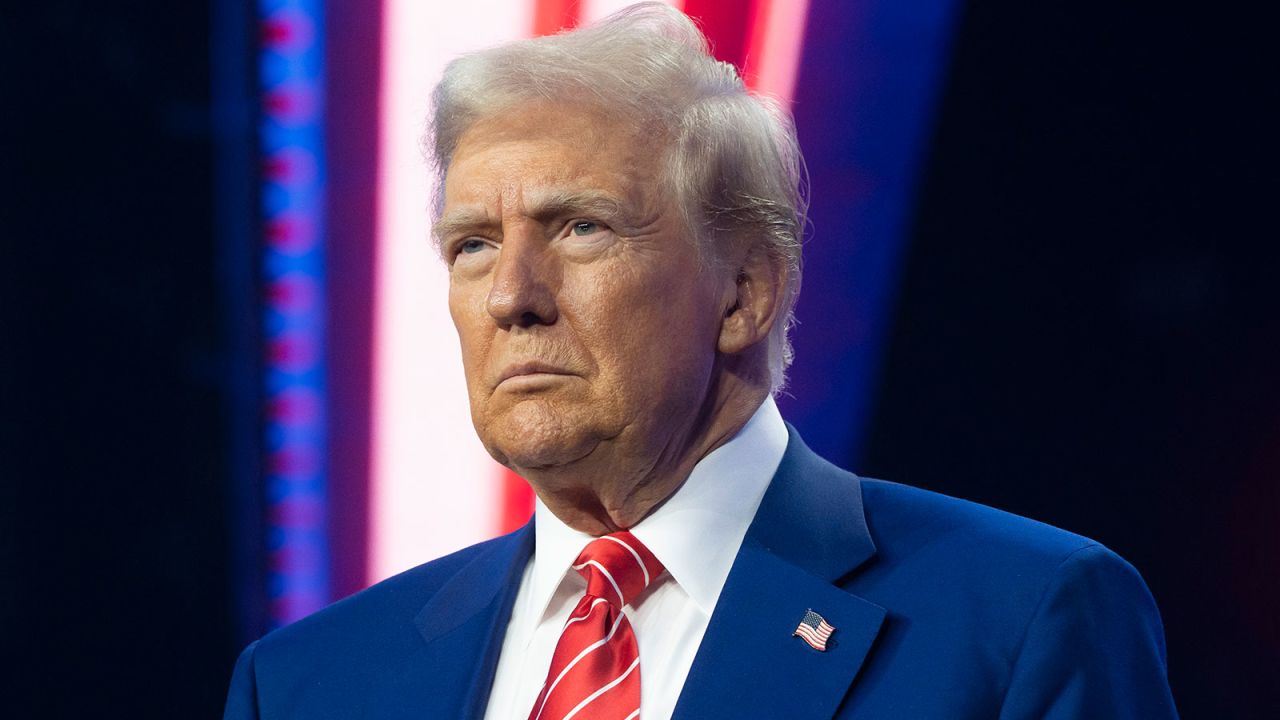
left=495, top=362, right=576, bottom=388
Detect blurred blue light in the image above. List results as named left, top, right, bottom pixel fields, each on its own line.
left=259, top=0, right=329, bottom=628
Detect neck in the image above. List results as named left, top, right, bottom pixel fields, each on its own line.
left=519, top=369, right=770, bottom=535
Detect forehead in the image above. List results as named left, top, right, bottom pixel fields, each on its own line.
left=442, top=104, right=661, bottom=214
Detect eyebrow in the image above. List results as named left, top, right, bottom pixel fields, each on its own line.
left=432, top=189, right=631, bottom=244
left=527, top=189, right=626, bottom=227
left=431, top=209, right=495, bottom=245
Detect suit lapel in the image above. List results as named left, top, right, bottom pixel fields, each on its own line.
left=671, top=426, right=886, bottom=720
left=366, top=523, right=534, bottom=720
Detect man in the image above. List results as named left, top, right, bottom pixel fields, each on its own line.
left=225, top=4, right=1178, bottom=718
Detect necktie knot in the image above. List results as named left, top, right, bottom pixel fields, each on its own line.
left=573, top=531, right=664, bottom=608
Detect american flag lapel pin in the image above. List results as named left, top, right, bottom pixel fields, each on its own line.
left=793, top=609, right=835, bottom=652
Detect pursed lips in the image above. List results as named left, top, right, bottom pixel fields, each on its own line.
left=494, top=361, right=576, bottom=388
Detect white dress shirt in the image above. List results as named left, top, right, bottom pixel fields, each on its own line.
left=482, top=397, right=789, bottom=720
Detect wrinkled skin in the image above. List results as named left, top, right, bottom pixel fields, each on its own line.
left=439, top=103, right=784, bottom=534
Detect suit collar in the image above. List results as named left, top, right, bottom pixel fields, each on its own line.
left=672, top=424, right=885, bottom=720
left=412, top=522, right=534, bottom=643
left=367, top=523, right=534, bottom=720
left=743, top=423, right=877, bottom=582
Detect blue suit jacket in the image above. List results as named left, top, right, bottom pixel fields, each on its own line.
left=225, top=427, right=1178, bottom=718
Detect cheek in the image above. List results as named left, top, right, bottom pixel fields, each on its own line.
left=570, top=262, right=720, bottom=379
left=448, top=281, right=493, bottom=374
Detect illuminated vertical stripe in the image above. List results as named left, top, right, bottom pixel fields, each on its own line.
left=682, top=0, right=809, bottom=102
left=370, top=0, right=534, bottom=584
left=742, top=0, right=810, bottom=101
left=259, top=0, right=330, bottom=626
left=779, top=0, right=962, bottom=463
left=682, top=0, right=752, bottom=66
left=534, top=0, right=582, bottom=34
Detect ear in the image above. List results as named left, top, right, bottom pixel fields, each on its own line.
left=718, top=243, right=787, bottom=355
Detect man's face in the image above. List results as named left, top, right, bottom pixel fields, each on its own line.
left=440, top=104, right=728, bottom=474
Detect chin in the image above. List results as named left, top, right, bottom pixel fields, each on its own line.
left=480, top=397, right=601, bottom=470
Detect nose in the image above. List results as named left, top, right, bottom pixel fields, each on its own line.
left=486, top=226, right=559, bottom=328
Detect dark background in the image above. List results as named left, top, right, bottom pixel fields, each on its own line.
left=2, top=0, right=1275, bottom=717
left=2, top=1, right=235, bottom=716
left=862, top=4, right=1277, bottom=717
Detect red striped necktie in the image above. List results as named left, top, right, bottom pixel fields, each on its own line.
left=526, top=531, right=665, bottom=720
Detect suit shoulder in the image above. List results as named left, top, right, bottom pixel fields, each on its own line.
left=858, top=477, right=1101, bottom=567
left=228, top=530, right=530, bottom=718
left=256, top=533, right=507, bottom=656
left=849, top=478, right=1165, bottom=677
left=853, top=477, right=1161, bottom=627
left=835, top=480, right=1174, bottom=715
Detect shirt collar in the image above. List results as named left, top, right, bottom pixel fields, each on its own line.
left=530, top=396, right=789, bottom=618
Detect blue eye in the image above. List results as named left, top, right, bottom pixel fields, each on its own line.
left=458, top=238, right=487, bottom=254
left=571, top=221, right=600, bottom=236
